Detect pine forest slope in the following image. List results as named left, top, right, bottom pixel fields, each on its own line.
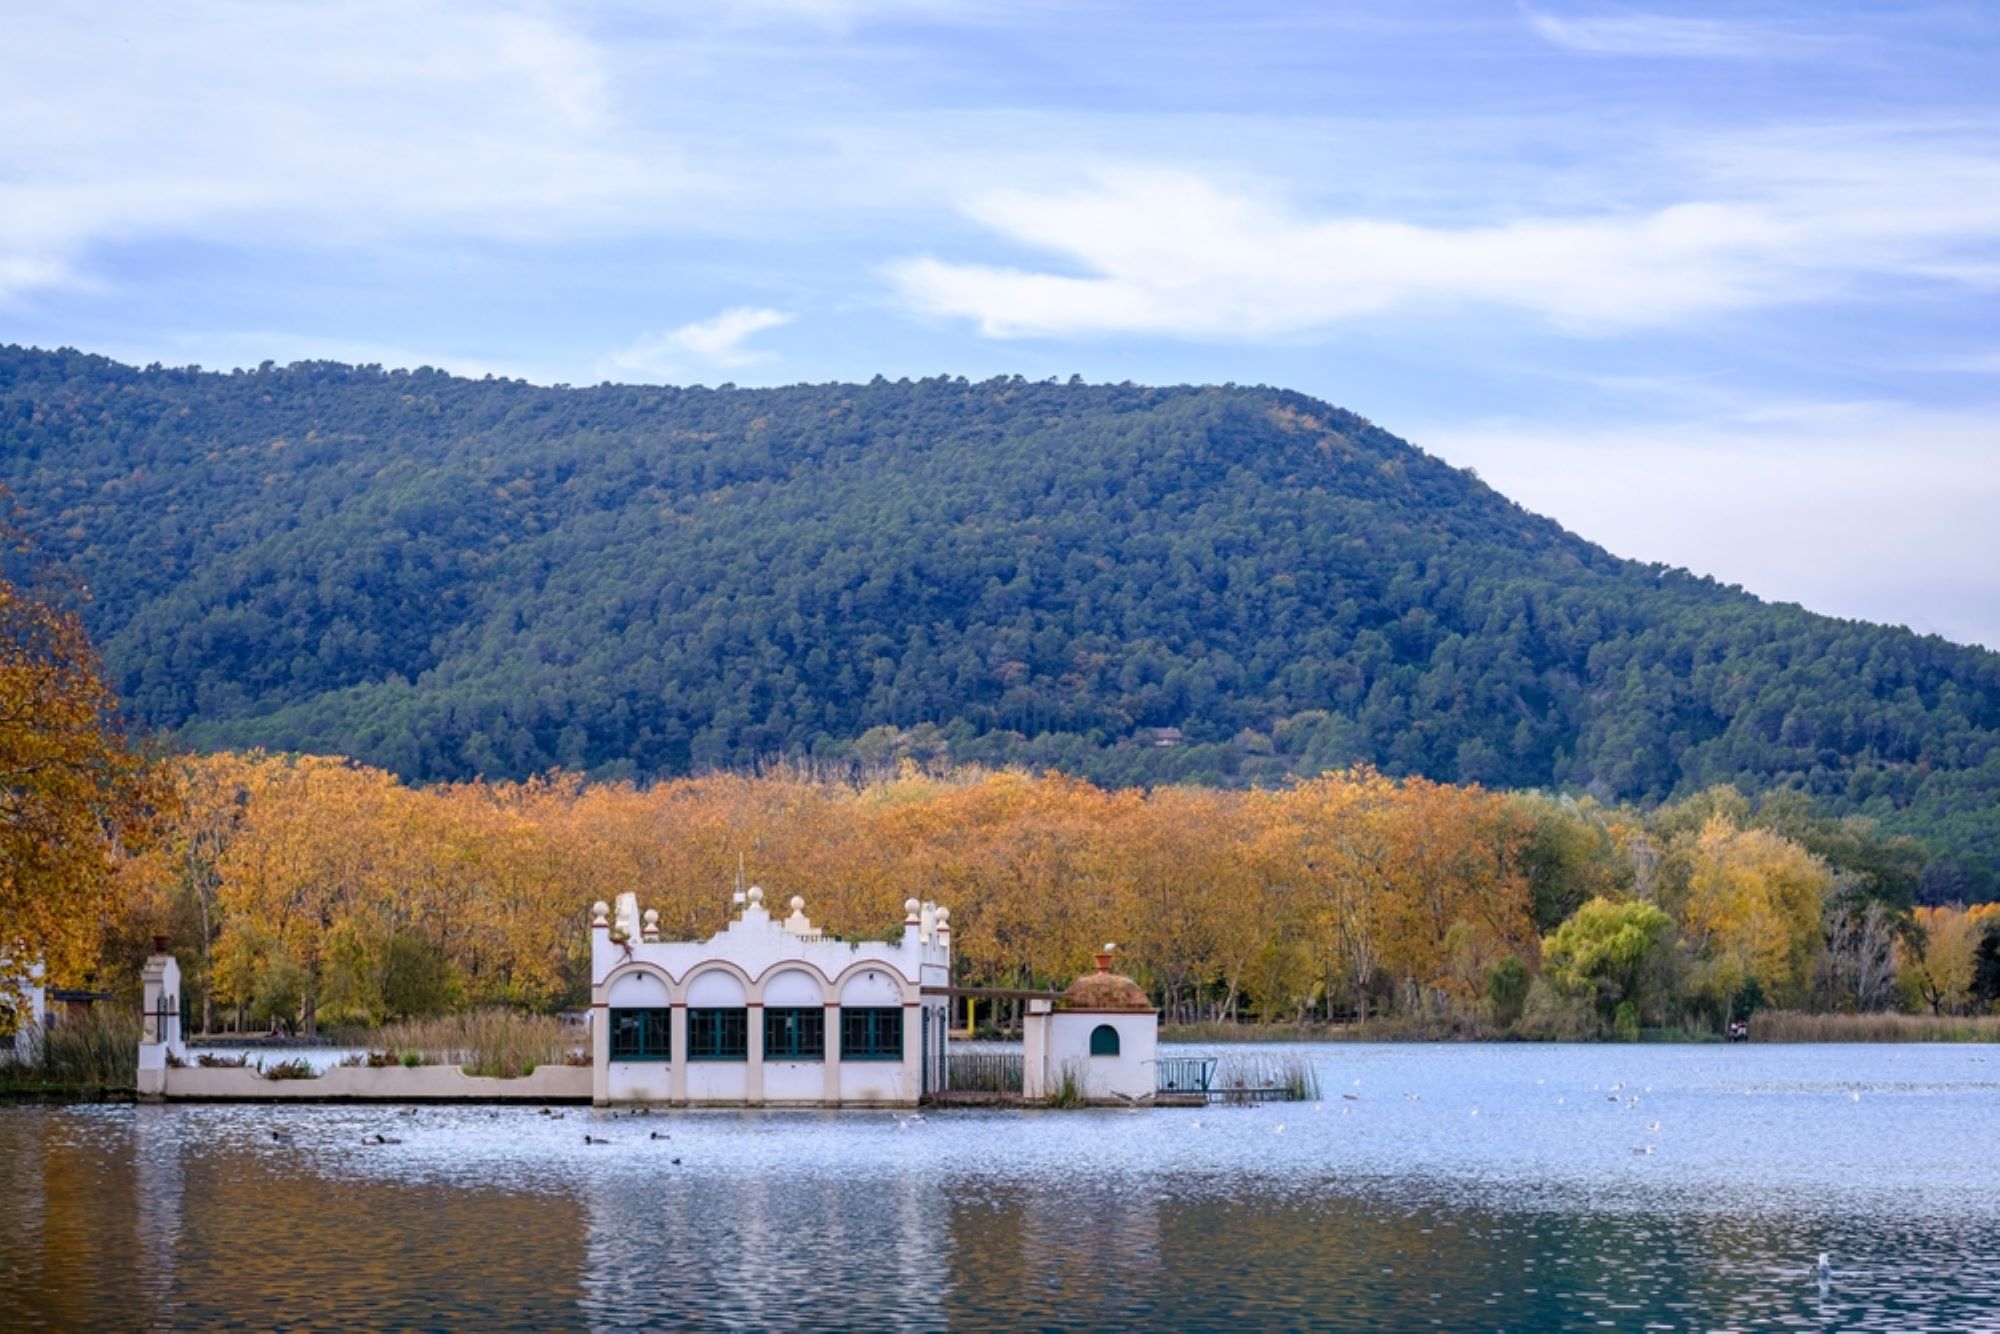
left=2, top=346, right=1996, bottom=868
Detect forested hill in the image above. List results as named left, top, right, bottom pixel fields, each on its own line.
left=3, top=344, right=1997, bottom=870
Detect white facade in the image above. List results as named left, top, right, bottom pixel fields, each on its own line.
left=590, top=887, right=952, bottom=1107
left=1021, top=955, right=1160, bottom=1103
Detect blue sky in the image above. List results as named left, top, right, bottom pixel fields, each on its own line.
left=4, top=1, right=1998, bottom=647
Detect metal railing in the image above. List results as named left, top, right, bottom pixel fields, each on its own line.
left=947, top=1050, right=1024, bottom=1094
left=1155, top=1055, right=1216, bottom=1095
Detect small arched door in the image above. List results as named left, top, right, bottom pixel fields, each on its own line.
left=1089, top=1023, right=1120, bottom=1057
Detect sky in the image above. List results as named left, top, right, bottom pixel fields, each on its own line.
left=3, top=1, right=1998, bottom=648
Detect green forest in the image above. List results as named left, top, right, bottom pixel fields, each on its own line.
left=2, top=345, right=1996, bottom=891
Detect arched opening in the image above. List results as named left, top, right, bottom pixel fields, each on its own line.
left=1089, top=1024, right=1120, bottom=1057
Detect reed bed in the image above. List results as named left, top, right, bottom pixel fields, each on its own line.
left=1213, top=1051, right=1321, bottom=1103
left=1163, top=1016, right=1498, bottom=1044
left=370, top=1010, right=584, bottom=1077
left=0, top=1010, right=140, bottom=1092
left=1751, top=1011, right=2000, bottom=1043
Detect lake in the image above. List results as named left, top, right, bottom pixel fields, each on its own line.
left=4, top=1042, right=1998, bottom=1330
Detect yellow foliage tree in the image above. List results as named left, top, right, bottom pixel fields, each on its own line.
left=0, top=538, right=154, bottom=995
left=1679, top=814, right=1831, bottom=1011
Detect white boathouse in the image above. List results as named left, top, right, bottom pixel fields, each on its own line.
left=590, top=887, right=952, bottom=1107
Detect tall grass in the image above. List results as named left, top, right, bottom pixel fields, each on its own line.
left=0, top=1010, right=140, bottom=1092
left=1213, top=1051, right=1321, bottom=1103
left=371, top=1010, right=581, bottom=1077
left=1044, top=1058, right=1086, bottom=1108
left=1163, top=1016, right=1499, bottom=1044
left=1751, top=1010, right=2000, bottom=1043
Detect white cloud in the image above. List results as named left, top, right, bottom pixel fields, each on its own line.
left=607, top=307, right=795, bottom=381
left=0, top=1, right=692, bottom=305
left=890, top=131, right=2000, bottom=340
left=1522, top=7, right=1809, bottom=59
left=703, top=0, right=972, bottom=27
left=1419, top=399, right=2000, bottom=651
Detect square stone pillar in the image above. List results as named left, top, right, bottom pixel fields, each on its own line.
left=669, top=1006, right=689, bottom=1105
left=590, top=997, right=611, bottom=1106
left=900, top=999, right=922, bottom=1105
left=745, top=1003, right=765, bottom=1104
left=823, top=1001, right=841, bottom=1104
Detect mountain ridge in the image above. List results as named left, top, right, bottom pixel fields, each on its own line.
left=2, top=343, right=1995, bottom=872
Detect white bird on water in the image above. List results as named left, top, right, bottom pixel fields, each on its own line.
left=1817, top=1253, right=1832, bottom=1282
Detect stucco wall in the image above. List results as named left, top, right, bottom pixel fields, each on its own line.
left=685, top=1062, right=749, bottom=1103
left=838, top=1059, right=910, bottom=1104
left=1040, top=1011, right=1158, bottom=1102
left=763, top=1062, right=824, bottom=1103
left=607, top=1061, right=672, bottom=1103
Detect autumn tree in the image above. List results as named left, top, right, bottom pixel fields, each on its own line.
left=1542, top=897, right=1676, bottom=1037
left=1676, top=815, right=1832, bottom=1019
left=0, top=516, right=154, bottom=998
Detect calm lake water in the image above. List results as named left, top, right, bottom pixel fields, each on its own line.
left=4, top=1042, right=1999, bottom=1331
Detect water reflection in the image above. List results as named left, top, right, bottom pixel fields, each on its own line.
left=578, top=1142, right=950, bottom=1329
left=3, top=1044, right=2000, bottom=1330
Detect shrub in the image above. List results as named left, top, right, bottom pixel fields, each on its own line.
left=1514, top=977, right=1597, bottom=1041
left=258, top=1057, right=319, bottom=1080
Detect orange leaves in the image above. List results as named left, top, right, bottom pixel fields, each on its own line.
left=1243, top=769, right=1533, bottom=1016
left=0, top=555, right=155, bottom=988
left=144, top=757, right=1558, bottom=1027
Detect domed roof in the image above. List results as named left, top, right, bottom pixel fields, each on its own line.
left=1058, top=951, right=1152, bottom=1012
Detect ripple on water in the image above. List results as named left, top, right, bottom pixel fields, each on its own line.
left=3, top=1043, right=2000, bottom=1330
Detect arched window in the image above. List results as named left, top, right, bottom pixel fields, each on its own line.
left=1089, top=1024, right=1120, bottom=1057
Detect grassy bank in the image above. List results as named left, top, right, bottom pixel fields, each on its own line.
left=1751, top=1011, right=2000, bottom=1043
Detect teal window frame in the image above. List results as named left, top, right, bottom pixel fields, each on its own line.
left=1089, top=1023, right=1121, bottom=1057
left=687, top=1007, right=748, bottom=1061
left=841, top=1006, right=903, bottom=1062
left=764, top=1007, right=825, bottom=1061
left=610, top=1007, right=671, bottom=1061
